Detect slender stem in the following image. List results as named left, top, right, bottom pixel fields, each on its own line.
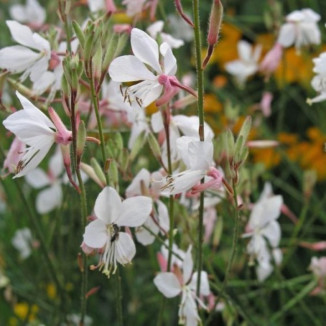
left=89, top=69, right=110, bottom=185
left=211, top=181, right=240, bottom=311
left=192, top=0, right=206, bottom=298
left=115, top=267, right=124, bottom=326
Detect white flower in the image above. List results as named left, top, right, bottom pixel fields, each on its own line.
left=0, top=21, right=50, bottom=83
left=10, top=0, right=46, bottom=25
left=160, top=137, right=223, bottom=195
left=3, top=92, right=72, bottom=177
left=243, top=195, right=283, bottom=261
left=147, top=21, right=184, bottom=49
left=154, top=246, right=210, bottom=326
left=25, top=147, right=64, bottom=214
left=109, top=28, right=189, bottom=108
left=82, top=186, right=152, bottom=276
left=278, top=8, right=321, bottom=52
left=12, top=227, right=33, bottom=259
left=225, top=40, right=262, bottom=85
left=126, top=168, right=169, bottom=245
left=307, top=52, right=326, bottom=105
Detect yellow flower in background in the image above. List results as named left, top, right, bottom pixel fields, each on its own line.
left=46, top=283, right=57, bottom=300
left=9, top=303, right=39, bottom=325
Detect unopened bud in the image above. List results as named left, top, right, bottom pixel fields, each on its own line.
left=76, top=121, right=86, bottom=165
left=90, top=157, right=107, bottom=186
left=203, top=0, right=223, bottom=68
left=92, top=45, right=103, bottom=80
left=107, top=159, right=119, bottom=190
left=147, top=132, right=161, bottom=160
left=72, top=20, right=85, bottom=48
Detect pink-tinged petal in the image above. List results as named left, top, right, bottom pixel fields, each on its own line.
left=118, top=196, right=152, bottom=227
left=25, top=168, right=50, bottom=188
left=83, top=219, right=108, bottom=248
left=115, top=232, right=136, bottom=265
left=36, top=183, right=62, bottom=214
left=0, top=46, right=39, bottom=73
left=154, top=272, right=181, bottom=298
left=277, top=24, right=295, bottom=47
left=109, top=55, right=156, bottom=82
left=125, top=168, right=151, bottom=197
left=131, top=28, right=161, bottom=74
left=94, top=186, right=122, bottom=224
left=160, top=43, right=177, bottom=76
left=83, top=219, right=109, bottom=249
left=183, top=246, right=193, bottom=284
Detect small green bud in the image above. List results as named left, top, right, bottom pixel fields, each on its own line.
left=107, top=159, right=119, bottom=190
left=130, top=131, right=147, bottom=161
left=72, top=21, right=85, bottom=48
left=237, top=116, right=252, bottom=144
left=90, top=157, right=107, bottom=186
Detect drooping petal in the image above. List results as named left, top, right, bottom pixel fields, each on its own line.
left=131, top=28, right=162, bottom=74
left=94, top=186, right=122, bottom=224
left=135, top=217, right=159, bottom=246
left=189, top=271, right=210, bottom=296
left=156, top=200, right=169, bottom=232
left=83, top=219, right=108, bottom=249
left=238, top=40, right=252, bottom=62
left=261, top=220, right=281, bottom=248
left=115, top=232, right=136, bottom=265
left=109, top=55, right=156, bottom=82
left=277, top=24, right=295, bottom=47
left=49, top=146, right=64, bottom=178
left=183, top=246, right=193, bottom=284
left=25, top=168, right=50, bottom=188
left=36, top=183, right=62, bottom=214
left=154, top=272, right=181, bottom=298
left=117, top=196, right=152, bottom=227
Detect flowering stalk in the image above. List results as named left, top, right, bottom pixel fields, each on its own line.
left=192, top=0, right=206, bottom=299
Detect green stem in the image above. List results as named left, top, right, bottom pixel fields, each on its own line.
left=193, top=0, right=206, bottom=299
left=115, top=267, right=124, bottom=326
left=270, top=279, right=318, bottom=323
left=89, top=68, right=110, bottom=185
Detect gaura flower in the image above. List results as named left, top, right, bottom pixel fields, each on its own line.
left=10, top=0, right=46, bottom=26
left=0, top=21, right=50, bottom=83
left=225, top=40, right=262, bottom=85
left=109, top=28, right=196, bottom=108
left=277, top=8, right=321, bottom=52
left=307, top=52, right=326, bottom=105
left=122, top=0, right=158, bottom=20
left=11, top=227, right=34, bottom=259
left=25, top=147, right=64, bottom=214
left=82, top=186, right=152, bottom=276
left=154, top=246, right=210, bottom=326
left=243, top=195, right=282, bottom=260
left=3, top=92, right=72, bottom=177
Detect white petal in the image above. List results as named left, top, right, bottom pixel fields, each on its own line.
left=135, top=217, right=159, bottom=246
left=25, top=168, right=50, bottom=188
left=161, top=33, right=184, bottom=49
left=83, top=219, right=108, bottom=248
left=151, top=111, right=164, bottom=133
left=277, top=24, right=295, bottom=47
left=147, top=21, right=164, bottom=38
left=131, top=28, right=162, bottom=73
left=238, top=41, right=252, bottom=62
left=160, top=42, right=177, bottom=76
left=14, top=138, right=54, bottom=177
left=109, top=55, right=156, bottom=82
left=10, top=5, right=26, bottom=22
left=191, top=271, right=210, bottom=296
left=36, top=183, right=62, bottom=214
left=32, top=71, right=55, bottom=94
left=26, top=0, right=46, bottom=25
left=261, top=220, right=281, bottom=248
left=187, top=140, right=213, bottom=170
left=183, top=246, right=193, bottom=284
left=115, top=232, right=136, bottom=265
left=125, top=168, right=151, bottom=197
left=118, top=196, right=152, bottom=227
left=156, top=200, right=169, bottom=232
left=49, top=146, right=64, bottom=178
left=94, top=186, right=122, bottom=224
left=6, top=20, right=39, bottom=49
left=0, top=46, right=40, bottom=73
left=154, top=272, right=181, bottom=298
